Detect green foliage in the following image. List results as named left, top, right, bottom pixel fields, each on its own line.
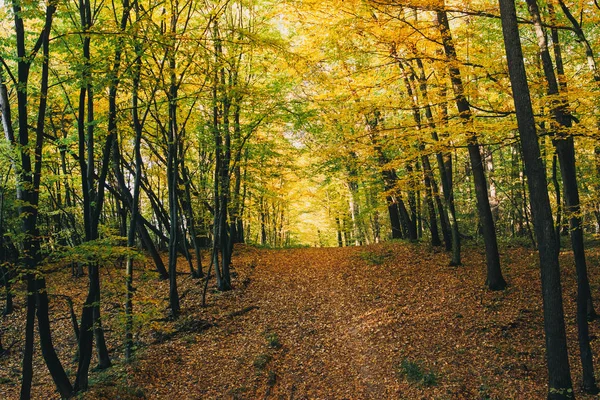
left=0, top=376, right=14, bottom=385
left=548, top=387, right=574, bottom=398
left=253, top=353, right=272, bottom=370
left=43, top=233, right=143, bottom=270
left=359, top=250, right=391, bottom=265
left=82, top=365, right=146, bottom=399
left=265, top=331, right=282, bottom=349
left=267, top=370, right=277, bottom=387
left=397, top=358, right=438, bottom=387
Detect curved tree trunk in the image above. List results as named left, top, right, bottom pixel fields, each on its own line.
left=2, top=2, right=73, bottom=397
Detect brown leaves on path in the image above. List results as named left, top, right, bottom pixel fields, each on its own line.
left=112, top=242, right=600, bottom=399
left=3, top=241, right=600, bottom=399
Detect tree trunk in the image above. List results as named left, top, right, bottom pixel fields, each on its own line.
left=551, top=153, right=562, bottom=244
left=3, top=2, right=73, bottom=397
left=498, top=0, right=574, bottom=396
left=526, top=0, right=597, bottom=391
left=211, top=19, right=232, bottom=291
left=20, top=276, right=35, bottom=400
left=548, top=0, right=597, bottom=321
left=437, top=8, right=505, bottom=290
left=125, top=25, right=144, bottom=360
left=415, top=58, right=454, bottom=252
left=167, top=10, right=181, bottom=317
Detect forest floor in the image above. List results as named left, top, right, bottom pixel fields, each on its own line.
left=3, top=240, right=600, bottom=399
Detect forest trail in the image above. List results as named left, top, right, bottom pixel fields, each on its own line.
left=6, top=242, right=600, bottom=399
left=121, top=242, right=574, bottom=400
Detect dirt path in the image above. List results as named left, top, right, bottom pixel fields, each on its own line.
left=5, top=241, right=600, bottom=399
left=242, top=246, right=398, bottom=399
left=125, top=242, right=558, bottom=399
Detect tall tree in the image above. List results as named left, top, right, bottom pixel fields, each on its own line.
left=498, top=0, right=573, bottom=397
left=525, top=0, right=597, bottom=392
left=0, top=0, right=73, bottom=398
left=436, top=7, right=506, bottom=291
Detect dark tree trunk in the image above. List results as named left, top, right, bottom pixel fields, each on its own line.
left=125, top=22, right=144, bottom=360
left=336, top=217, right=343, bottom=246
left=551, top=153, right=562, bottom=245
left=3, top=2, right=73, bottom=397
left=167, top=11, right=181, bottom=317
left=397, top=196, right=416, bottom=241
left=397, top=62, right=441, bottom=246
left=414, top=58, right=453, bottom=252
left=421, top=157, right=441, bottom=247
left=75, top=0, right=120, bottom=385
left=437, top=9, right=505, bottom=290
left=35, top=277, right=73, bottom=397
left=498, top=0, right=574, bottom=397
left=211, top=19, right=232, bottom=291
left=20, top=276, right=36, bottom=400
left=388, top=201, right=402, bottom=239
left=405, top=163, right=418, bottom=239
left=113, top=156, right=169, bottom=279
left=548, top=1, right=597, bottom=322
left=182, top=166, right=203, bottom=278
left=526, top=0, right=597, bottom=390
left=436, top=84, right=461, bottom=264
left=366, top=113, right=404, bottom=240
left=75, top=265, right=97, bottom=391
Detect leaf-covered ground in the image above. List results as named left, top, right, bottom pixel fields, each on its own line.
left=3, top=240, right=600, bottom=399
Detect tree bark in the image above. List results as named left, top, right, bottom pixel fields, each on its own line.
left=525, top=0, right=597, bottom=391
left=436, top=8, right=505, bottom=290
left=3, top=2, right=73, bottom=397
left=498, top=0, right=574, bottom=397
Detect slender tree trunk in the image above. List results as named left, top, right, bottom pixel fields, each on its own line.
left=211, top=19, right=231, bottom=291
left=36, top=277, right=73, bottom=397
left=167, top=10, right=181, bottom=317
left=398, top=64, right=442, bottom=246
left=436, top=83, right=461, bottom=264
left=2, top=2, right=73, bottom=397
left=437, top=8, right=505, bottom=290
left=551, top=153, right=562, bottom=244
left=548, top=0, right=600, bottom=321
left=367, top=113, right=403, bottom=240
left=336, top=217, right=343, bottom=246
left=114, top=155, right=169, bottom=279
left=182, top=166, right=203, bottom=278
left=415, top=57, right=453, bottom=251
left=125, top=26, right=145, bottom=360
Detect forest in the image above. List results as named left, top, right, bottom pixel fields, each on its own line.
left=1, top=0, right=600, bottom=398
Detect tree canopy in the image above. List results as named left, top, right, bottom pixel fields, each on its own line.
left=2, top=0, right=600, bottom=398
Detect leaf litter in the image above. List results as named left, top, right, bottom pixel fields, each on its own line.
left=1, top=241, right=600, bottom=399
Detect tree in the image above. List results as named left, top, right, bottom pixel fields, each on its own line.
left=0, top=0, right=73, bottom=397
left=498, top=0, right=574, bottom=397
left=436, top=6, right=506, bottom=291
left=525, top=0, right=597, bottom=392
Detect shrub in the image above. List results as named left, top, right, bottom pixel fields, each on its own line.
left=398, top=358, right=438, bottom=387
left=253, top=354, right=271, bottom=370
